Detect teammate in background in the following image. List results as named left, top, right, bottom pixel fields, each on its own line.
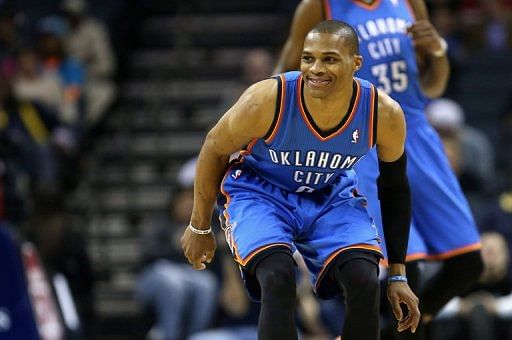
left=274, top=0, right=483, bottom=337
left=181, top=20, right=420, bottom=340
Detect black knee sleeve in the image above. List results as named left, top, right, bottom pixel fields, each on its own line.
left=336, top=258, right=380, bottom=303
left=255, top=252, right=297, bottom=303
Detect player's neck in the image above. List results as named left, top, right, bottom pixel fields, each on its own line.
left=303, top=80, right=354, bottom=127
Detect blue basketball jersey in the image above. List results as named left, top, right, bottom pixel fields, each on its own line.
left=323, top=1, right=482, bottom=260
left=324, top=0, right=428, bottom=120
left=241, top=71, right=378, bottom=193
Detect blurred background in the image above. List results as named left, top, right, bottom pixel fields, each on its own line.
left=0, top=0, right=511, bottom=339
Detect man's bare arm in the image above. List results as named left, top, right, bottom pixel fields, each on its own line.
left=273, top=0, right=324, bottom=74
left=408, top=0, right=450, bottom=98
left=376, top=93, right=406, bottom=162
left=190, top=79, right=278, bottom=228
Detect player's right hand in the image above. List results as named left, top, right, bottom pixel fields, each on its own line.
left=406, top=20, right=444, bottom=57
left=387, top=281, right=421, bottom=333
left=180, top=226, right=217, bottom=270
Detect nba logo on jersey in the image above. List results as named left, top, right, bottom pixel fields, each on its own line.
left=389, top=0, right=399, bottom=6
left=231, top=169, right=242, bottom=180
left=351, top=129, right=359, bottom=143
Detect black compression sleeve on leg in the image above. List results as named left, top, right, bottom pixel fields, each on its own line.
left=254, top=252, right=298, bottom=340
left=377, top=151, right=411, bottom=264
left=333, top=257, right=380, bottom=340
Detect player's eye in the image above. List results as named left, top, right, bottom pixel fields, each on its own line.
left=302, top=55, right=313, bottom=63
left=325, top=57, right=338, bottom=63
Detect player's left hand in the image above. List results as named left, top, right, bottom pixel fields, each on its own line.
left=387, top=281, right=421, bottom=333
left=407, top=20, right=445, bottom=57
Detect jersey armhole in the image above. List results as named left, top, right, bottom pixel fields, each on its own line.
left=263, top=75, right=284, bottom=141
left=370, top=86, right=378, bottom=147
left=322, top=0, right=332, bottom=20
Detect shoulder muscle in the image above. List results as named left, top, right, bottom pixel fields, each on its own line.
left=376, top=91, right=406, bottom=162
left=206, top=79, right=279, bottom=156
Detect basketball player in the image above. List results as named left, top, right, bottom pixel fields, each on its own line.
left=181, top=20, right=420, bottom=340
left=274, top=0, right=483, bottom=337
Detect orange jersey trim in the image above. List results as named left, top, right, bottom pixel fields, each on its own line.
left=351, top=0, right=382, bottom=11
left=240, top=138, right=259, bottom=156
left=405, top=252, right=428, bottom=262
left=368, top=85, right=376, bottom=148
left=380, top=243, right=482, bottom=266
left=315, top=244, right=382, bottom=289
left=297, top=76, right=361, bottom=142
left=323, top=0, right=332, bottom=19
left=265, top=74, right=286, bottom=143
left=241, top=74, right=286, bottom=156
left=426, top=242, right=482, bottom=261
left=233, top=243, right=292, bottom=267
left=404, top=0, right=417, bottom=20
left=379, top=252, right=428, bottom=267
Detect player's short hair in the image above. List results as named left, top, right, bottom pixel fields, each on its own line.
left=309, top=20, right=360, bottom=55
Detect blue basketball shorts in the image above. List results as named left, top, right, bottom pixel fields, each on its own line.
left=354, top=119, right=481, bottom=262
left=218, top=161, right=382, bottom=299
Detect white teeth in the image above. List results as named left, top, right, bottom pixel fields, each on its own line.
left=309, top=79, right=329, bottom=86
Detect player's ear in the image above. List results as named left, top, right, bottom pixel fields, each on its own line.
left=354, top=55, right=363, bottom=71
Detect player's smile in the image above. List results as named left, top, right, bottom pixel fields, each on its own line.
left=306, top=76, right=332, bottom=89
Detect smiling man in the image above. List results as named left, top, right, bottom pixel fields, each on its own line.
left=181, top=20, right=420, bottom=340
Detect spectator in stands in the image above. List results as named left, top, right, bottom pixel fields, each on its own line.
left=426, top=98, right=496, bottom=196
left=481, top=189, right=512, bottom=273
left=13, top=48, right=64, bottom=116
left=37, top=16, right=85, bottom=129
left=479, top=0, right=512, bottom=50
left=62, top=0, right=117, bottom=127
left=0, top=75, right=71, bottom=197
left=135, top=158, right=218, bottom=340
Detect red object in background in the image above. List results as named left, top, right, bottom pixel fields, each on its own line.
left=21, top=242, right=65, bottom=340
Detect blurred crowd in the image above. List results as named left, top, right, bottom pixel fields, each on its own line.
left=0, top=0, right=117, bottom=222
left=0, top=0, right=119, bottom=337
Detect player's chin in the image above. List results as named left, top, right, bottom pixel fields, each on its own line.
left=308, top=88, right=330, bottom=98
